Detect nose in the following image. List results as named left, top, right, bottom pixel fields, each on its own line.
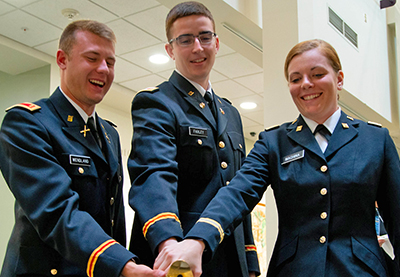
left=301, top=76, right=313, bottom=89
left=192, top=37, right=204, bottom=53
left=97, top=59, right=110, bottom=74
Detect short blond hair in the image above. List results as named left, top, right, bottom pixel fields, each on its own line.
left=59, top=20, right=116, bottom=56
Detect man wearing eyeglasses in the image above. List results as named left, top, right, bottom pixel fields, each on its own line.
left=127, top=1, right=260, bottom=277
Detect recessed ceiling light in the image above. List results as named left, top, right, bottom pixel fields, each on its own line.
left=149, top=54, right=169, bottom=64
left=240, top=102, right=257, bottom=110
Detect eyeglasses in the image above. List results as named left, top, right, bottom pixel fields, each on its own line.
left=169, top=31, right=217, bottom=47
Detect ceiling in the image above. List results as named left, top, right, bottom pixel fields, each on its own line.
left=0, top=0, right=265, bottom=141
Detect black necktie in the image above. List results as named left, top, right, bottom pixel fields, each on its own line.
left=314, top=124, right=331, bottom=142
left=204, top=91, right=217, bottom=120
left=87, top=117, right=102, bottom=149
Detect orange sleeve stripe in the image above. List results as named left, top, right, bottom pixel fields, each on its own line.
left=245, top=245, right=257, bottom=252
left=87, top=239, right=118, bottom=277
left=142, top=212, right=180, bottom=238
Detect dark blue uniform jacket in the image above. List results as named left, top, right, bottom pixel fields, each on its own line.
left=128, top=71, right=260, bottom=276
left=0, top=88, right=134, bottom=277
left=186, top=112, right=400, bottom=277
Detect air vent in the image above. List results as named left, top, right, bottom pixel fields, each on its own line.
left=344, top=23, right=358, bottom=47
left=329, top=8, right=343, bottom=33
left=328, top=7, right=358, bottom=48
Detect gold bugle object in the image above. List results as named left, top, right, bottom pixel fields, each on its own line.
left=167, top=260, right=193, bottom=277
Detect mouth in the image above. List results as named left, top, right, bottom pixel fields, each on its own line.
left=302, top=93, right=322, bottom=101
left=89, top=79, right=105, bottom=88
left=191, top=58, right=206, bottom=64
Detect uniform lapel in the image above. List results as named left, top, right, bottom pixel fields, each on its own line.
left=97, top=116, right=118, bottom=175
left=324, top=112, right=359, bottom=158
left=214, top=93, right=228, bottom=137
left=287, top=115, right=325, bottom=160
left=49, top=89, right=106, bottom=163
left=169, top=71, right=217, bottom=130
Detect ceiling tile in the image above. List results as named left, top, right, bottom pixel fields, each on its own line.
left=214, top=53, right=262, bottom=78
left=235, top=72, right=263, bottom=94
left=0, top=1, right=16, bottom=15
left=120, top=74, right=166, bottom=92
left=157, top=69, right=174, bottom=79
left=120, top=43, right=174, bottom=73
left=22, top=0, right=118, bottom=29
left=217, top=41, right=235, bottom=57
left=0, top=10, right=61, bottom=47
left=90, top=0, right=160, bottom=17
left=0, top=44, right=48, bottom=75
left=212, top=79, right=255, bottom=100
left=229, top=93, right=264, bottom=114
left=210, top=69, right=228, bottom=83
left=114, top=58, right=151, bottom=83
left=107, top=19, right=161, bottom=55
left=240, top=115, right=261, bottom=128
left=125, top=5, right=169, bottom=41
left=242, top=110, right=264, bottom=125
left=2, top=0, right=37, bottom=8
left=34, top=39, right=58, bottom=57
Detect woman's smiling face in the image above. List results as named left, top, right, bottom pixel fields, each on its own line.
left=287, top=48, right=344, bottom=124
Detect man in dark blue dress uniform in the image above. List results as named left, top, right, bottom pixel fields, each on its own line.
left=127, top=2, right=260, bottom=277
left=0, top=20, right=165, bottom=277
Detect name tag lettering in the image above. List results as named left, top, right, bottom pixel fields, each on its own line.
left=69, top=155, right=91, bottom=166
left=189, top=127, right=208, bottom=138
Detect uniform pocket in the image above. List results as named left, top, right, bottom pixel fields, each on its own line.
left=177, top=126, right=215, bottom=184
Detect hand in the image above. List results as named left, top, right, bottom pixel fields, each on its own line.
left=249, top=271, right=257, bottom=277
left=158, top=237, right=178, bottom=253
left=121, top=260, right=166, bottom=277
left=154, top=239, right=205, bottom=277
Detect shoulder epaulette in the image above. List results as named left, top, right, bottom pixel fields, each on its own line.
left=265, top=124, right=280, bottom=132
left=137, top=87, right=159, bottom=93
left=6, top=102, right=41, bottom=112
left=368, top=121, right=382, bottom=128
left=222, top=97, right=232, bottom=105
left=104, top=119, right=117, bottom=127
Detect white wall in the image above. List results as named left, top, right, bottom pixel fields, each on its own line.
left=0, top=65, right=51, bottom=264
left=299, top=0, right=391, bottom=121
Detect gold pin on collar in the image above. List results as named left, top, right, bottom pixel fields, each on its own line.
left=67, top=115, right=73, bottom=122
left=188, top=91, right=194, bottom=96
left=80, top=125, right=90, bottom=137
left=342, top=123, right=349, bottom=129
left=296, top=125, right=303, bottom=132
left=101, top=123, right=111, bottom=143
left=199, top=102, right=205, bottom=109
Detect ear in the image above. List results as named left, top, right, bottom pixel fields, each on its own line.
left=57, top=49, right=68, bottom=70
left=214, top=35, right=220, bottom=54
left=337, top=70, right=344, bottom=90
left=165, top=43, right=175, bottom=60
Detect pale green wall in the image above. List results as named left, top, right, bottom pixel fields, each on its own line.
left=0, top=65, right=50, bottom=265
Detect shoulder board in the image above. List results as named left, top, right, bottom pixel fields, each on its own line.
left=6, top=102, right=41, bottom=112
left=104, top=119, right=117, bottom=127
left=368, top=121, right=382, bottom=128
left=222, top=97, right=232, bottom=105
left=137, top=87, right=159, bottom=93
left=265, top=124, right=280, bottom=132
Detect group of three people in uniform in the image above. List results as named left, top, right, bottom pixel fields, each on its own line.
left=1, top=1, right=400, bottom=277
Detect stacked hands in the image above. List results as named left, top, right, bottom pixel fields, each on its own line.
left=154, top=239, right=205, bottom=277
